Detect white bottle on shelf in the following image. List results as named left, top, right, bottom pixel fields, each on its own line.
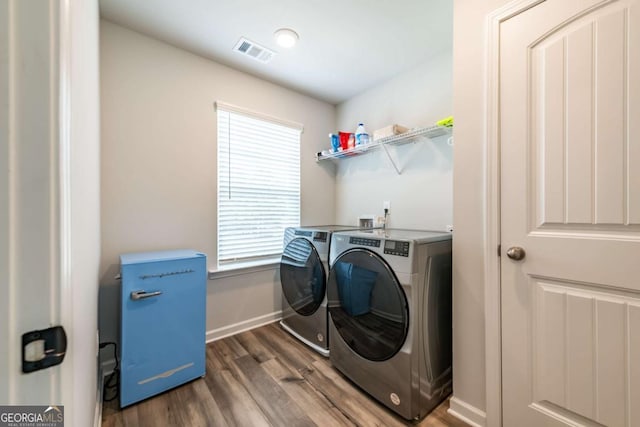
left=355, top=123, right=369, bottom=145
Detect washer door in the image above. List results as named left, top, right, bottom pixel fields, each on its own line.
left=280, top=237, right=326, bottom=316
left=328, top=249, right=408, bottom=361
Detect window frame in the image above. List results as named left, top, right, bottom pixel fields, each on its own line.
left=215, top=102, right=303, bottom=270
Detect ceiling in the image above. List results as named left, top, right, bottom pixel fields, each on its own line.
left=99, top=0, right=453, bottom=105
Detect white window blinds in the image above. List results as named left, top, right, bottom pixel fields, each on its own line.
left=217, top=104, right=301, bottom=266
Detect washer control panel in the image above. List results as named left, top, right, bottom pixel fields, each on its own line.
left=349, top=237, right=381, bottom=248
left=313, top=232, right=328, bottom=242
left=383, top=240, right=410, bottom=257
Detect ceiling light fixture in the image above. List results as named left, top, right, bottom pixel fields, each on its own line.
left=274, top=28, right=299, bottom=48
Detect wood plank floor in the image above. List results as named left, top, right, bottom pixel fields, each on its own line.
left=102, top=322, right=468, bottom=427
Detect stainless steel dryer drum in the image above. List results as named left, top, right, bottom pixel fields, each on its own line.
left=279, top=225, right=376, bottom=356
left=327, top=229, right=452, bottom=420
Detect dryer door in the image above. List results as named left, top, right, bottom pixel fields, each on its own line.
left=280, top=237, right=326, bottom=316
left=327, top=249, right=408, bottom=361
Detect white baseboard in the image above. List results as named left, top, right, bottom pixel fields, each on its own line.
left=448, top=396, right=487, bottom=427
left=206, top=311, right=282, bottom=342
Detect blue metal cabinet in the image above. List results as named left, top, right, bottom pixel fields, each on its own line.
left=119, top=250, right=206, bottom=407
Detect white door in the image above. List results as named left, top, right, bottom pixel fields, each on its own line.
left=500, top=0, right=640, bottom=426
left=0, top=1, right=100, bottom=426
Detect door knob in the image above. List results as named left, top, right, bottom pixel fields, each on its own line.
left=506, top=246, right=526, bottom=261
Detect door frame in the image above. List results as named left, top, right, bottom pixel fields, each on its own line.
left=1, top=0, right=72, bottom=403
left=58, top=0, right=76, bottom=418
left=1, top=0, right=100, bottom=424
left=483, top=1, right=546, bottom=426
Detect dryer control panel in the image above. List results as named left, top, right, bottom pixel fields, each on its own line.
left=384, top=240, right=410, bottom=257
left=313, top=232, right=328, bottom=242
left=349, top=237, right=381, bottom=247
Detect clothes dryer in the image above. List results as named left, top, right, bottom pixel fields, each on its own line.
left=280, top=225, right=373, bottom=356
left=327, top=229, right=452, bottom=420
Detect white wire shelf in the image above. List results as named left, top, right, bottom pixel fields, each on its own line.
left=315, top=125, right=452, bottom=163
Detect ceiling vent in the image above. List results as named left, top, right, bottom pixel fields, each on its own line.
left=233, top=37, right=276, bottom=64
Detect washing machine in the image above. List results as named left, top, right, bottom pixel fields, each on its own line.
left=279, top=225, right=374, bottom=356
left=327, top=228, right=452, bottom=420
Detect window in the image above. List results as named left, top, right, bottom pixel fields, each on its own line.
left=216, top=102, right=301, bottom=267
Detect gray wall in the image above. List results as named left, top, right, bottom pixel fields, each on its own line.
left=99, top=20, right=336, bottom=350
left=335, top=51, right=453, bottom=230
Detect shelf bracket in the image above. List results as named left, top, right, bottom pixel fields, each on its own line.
left=381, top=141, right=402, bottom=175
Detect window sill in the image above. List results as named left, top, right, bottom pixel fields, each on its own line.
left=208, top=258, right=280, bottom=280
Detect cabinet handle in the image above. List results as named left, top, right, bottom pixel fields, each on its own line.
left=130, top=290, right=163, bottom=301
